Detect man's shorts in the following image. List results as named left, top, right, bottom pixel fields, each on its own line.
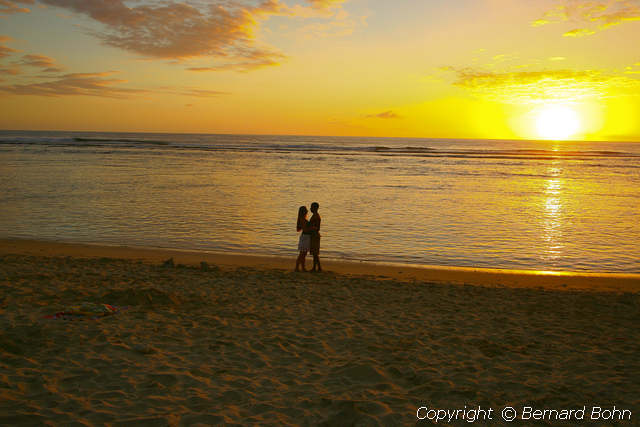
left=310, top=234, right=320, bottom=255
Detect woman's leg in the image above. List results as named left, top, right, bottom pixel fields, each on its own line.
left=295, top=251, right=307, bottom=271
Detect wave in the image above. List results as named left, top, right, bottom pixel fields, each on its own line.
left=372, top=146, right=435, bottom=152
left=73, top=137, right=171, bottom=145
left=0, top=133, right=638, bottom=161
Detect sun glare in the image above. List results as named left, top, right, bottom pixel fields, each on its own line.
left=536, top=106, right=581, bottom=140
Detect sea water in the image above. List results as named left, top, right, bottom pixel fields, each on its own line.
left=1, top=130, right=639, bottom=273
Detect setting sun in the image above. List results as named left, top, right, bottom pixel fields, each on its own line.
left=536, top=106, right=581, bottom=140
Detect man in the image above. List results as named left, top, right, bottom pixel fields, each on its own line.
left=309, top=202, right=322, bottom=272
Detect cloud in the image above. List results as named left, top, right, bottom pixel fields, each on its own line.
left=0, top=71, right=146, bottom=97
left=0, top=32, right=234, bottom=99
left=0, top=65, right=21, bottom=75
left=444, top=66, right=640, bottom=104
left=0, top=45, right=18, bottom=59
left=563, top=28, right=596, bottom=37
left=158, top=87, right=230, bottom=97
left=181, top=89, right=228, bottom=98
left=8, top=0, right=353, bottom=71
left=531, top=19, right=550, bottom=27
left=0, top=0, right=33, bottom=14
left=366, top=110, right=401, bottom=119
left=19, top=54, right=64, bottom=72
left=307, top=0, right=346, bottom=9
left=0, top=36, right=19, bottom=59
left=187, top=49, right=285, bottom=72
left=0, top=36, right=232, bottom=99
left=533, top=0, right=640, bottom=36
left=40, top=1, right=266, bottom=58
left=28, top=0, right=350, bottom=72
left=297, top=8, right=363, bottom=38
left=626, top=63, right=640, bottom=74
left=1, top=37, right=65, bottom=76
left=0, top=70, right=232, bottom=98
left=1, top=38, right=65, bottom=75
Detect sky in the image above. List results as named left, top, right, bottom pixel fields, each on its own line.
left=0, top=0, right=639, bottom=140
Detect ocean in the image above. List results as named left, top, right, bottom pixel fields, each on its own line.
left=1, top=130, right=639, bottom=273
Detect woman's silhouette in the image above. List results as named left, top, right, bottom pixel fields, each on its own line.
left=295, top=205, right=312, bottom=271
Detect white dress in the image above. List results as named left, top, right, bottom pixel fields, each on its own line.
left=298, top=233, right=311, bottom=252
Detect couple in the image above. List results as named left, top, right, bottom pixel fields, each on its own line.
left=295, top=202, right=321, bottom=272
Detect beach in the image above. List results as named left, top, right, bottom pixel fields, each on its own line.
left=1, top=239, right=639, bottom=426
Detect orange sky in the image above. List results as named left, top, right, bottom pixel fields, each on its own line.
left=0, top=0, right=639, bottom=140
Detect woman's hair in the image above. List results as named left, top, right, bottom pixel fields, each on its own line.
left=297, top=206, right=308, bottom=231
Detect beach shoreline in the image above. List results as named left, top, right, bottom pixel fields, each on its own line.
left=1, top=238, right=638, bottom=293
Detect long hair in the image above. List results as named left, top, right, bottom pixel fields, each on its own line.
left=297, top=206, right=308, bottom=231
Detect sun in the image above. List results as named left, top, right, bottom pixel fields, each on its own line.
left=536, top=105, right=581, bottom=140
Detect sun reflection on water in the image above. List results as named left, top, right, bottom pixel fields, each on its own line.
left=541, top=165, right=565, bottom=260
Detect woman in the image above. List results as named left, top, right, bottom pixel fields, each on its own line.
left=295, top=205, right=312, bottom=271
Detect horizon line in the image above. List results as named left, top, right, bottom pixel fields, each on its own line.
left=0, top=128, right=639, bottom=144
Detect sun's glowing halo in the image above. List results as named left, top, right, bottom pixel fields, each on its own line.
left=536, top=105, right=581, bottom=140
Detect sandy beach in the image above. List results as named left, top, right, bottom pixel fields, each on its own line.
left=1, top=239, right=639, bottom=426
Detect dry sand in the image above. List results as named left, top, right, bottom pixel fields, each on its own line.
left=0, top=239, right=639, bottom=426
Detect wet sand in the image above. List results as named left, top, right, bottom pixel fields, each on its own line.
left=0, top=239, right=639, bottom=426
left=3, top=239, right=639, bottom=292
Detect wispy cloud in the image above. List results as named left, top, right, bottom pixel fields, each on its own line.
left=533, top=0, right=640, bottom=37
left=443, top=66, right=640, bottom=104
left=1, top=37, right=67, bottom=76
left=0, top=65, right=21, bottom=75
left=181, top=88, right=229, bottom=98
left=0, top=36, right=19, bottom=59
left=366, top=110, right=401, bottom=119
left=307, top=0, right=346, bottom=10
left=0, top=0, right=33, bottom=15
left=563, top=28, right=596, bottom=37
left=187, top=50, right=285, bottom=72
left=625, top=63, right=640, bottom=74
left=0, top=32, right=232, bottom=99
left=0, top=71, right=145, bottom=97
left=0, top=45, right=17, bottom=59
left=158, top=86, right=230, bottom=98
left=19, top=54, right=64, bottom=72
left=0, top=70, right=232, bottom=98
left=297, top=8, right=364, bottom=38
